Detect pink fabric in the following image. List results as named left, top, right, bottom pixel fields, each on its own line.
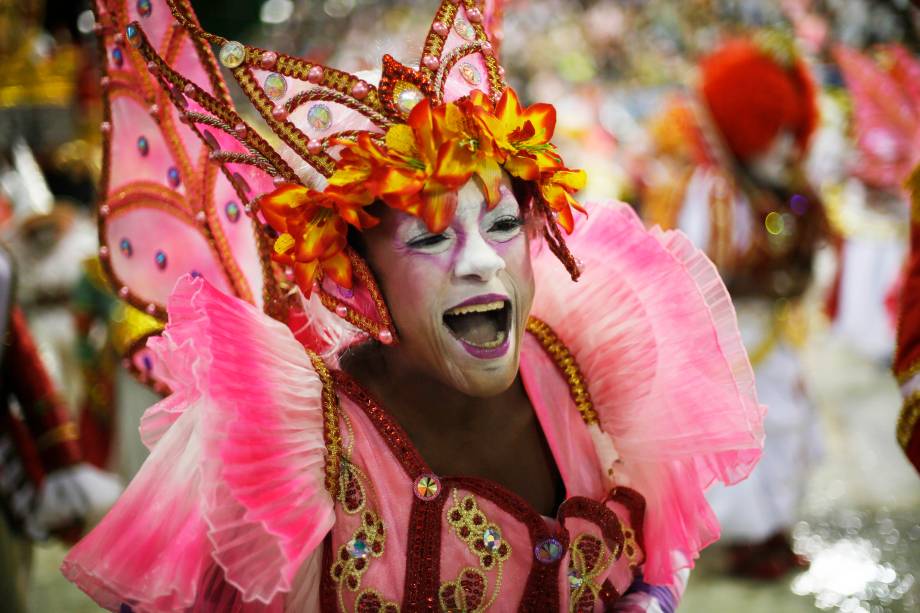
left=834, top=44, right=920, bottom=192
left=529, top=201, right=764, bottom=583
left=62, top=278, right=333, bottom=611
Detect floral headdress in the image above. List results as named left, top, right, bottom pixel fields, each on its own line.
left=262, top=88, right=586, bottom=294
left=93, top=0, right=585, bottom=363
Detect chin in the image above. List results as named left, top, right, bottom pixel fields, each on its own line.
left=443, top=352, right=521, bottom=398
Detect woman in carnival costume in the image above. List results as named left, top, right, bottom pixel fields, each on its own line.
left=63, top=0, right=763, bottom=610
left=641, top=34, right=825, bottom=579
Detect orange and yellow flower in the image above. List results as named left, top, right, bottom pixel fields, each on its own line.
left=261, top=87, right=586, bottom=292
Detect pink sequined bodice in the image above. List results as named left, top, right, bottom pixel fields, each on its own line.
left=320, top=333, right=645, bottom=611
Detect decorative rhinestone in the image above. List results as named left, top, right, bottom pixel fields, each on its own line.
left=99, top=204, right=110, bottom=217
left=346, top=537, right=369, bottom=559
left=225, top=201, right=240, bottom=223
left=100, top=121, right=111, bottom=135
left=458, top=62, right=481, bottom=86
left=202, top=130, right=219, bottom=151
left=167, top=167, right=181, bottom=187
left=534, top=538, right=563, bottom=564
left=125, top=24, right=141, bottom=47
left=119, top=238, right=133, bottom=257
left=351, top=81, right=369, bottom=100
left=395, top=85, right=424, bottom=115
left=433, top=21, right=449, bottom=37
left=154, top=250, right=168, bottom=270
left=271, top=106, right=287, bottom=121
left=422, top=54, right=440, bottom=71
left=335, top=304, right=348, bottom=318
left=414, top=474, right=441, bottom=501
left=379, top=329, right=393, bottom=344
left=118, top=286, right=129, bottom=298
left=190, top=270, right=202, bottom=278
left=482, top=528, right=501, bottom=551
left=183, top=83, right=196, bottom=96
left=454, top=15, right=476, bottom=40
left=145, top=303, right=156, bottom=314
left=219, top=41, right=246, bottom=68
left=142, top=354, right=154, bottom=371
left=467, top=7, right=483, bottom=23
left=234, top=123, right=247, bottom=136
left=567, top=568, right=585, bottom=589
left=137, top=0, right=152, bottom=17
left=307, top=138, right=324, bottom=155
left=260, top=51, right=278, bottom=69
left=307, top=104, right=332, bottom=130
left=111, top=47, right=124, bottom=67
left=264, top=73, right=287, bottom=100
left=480, top=41, right=494, bottom=57
left=195, top=211, right=206, bottom=224
left=98, top=246, right=109, bottom=259
left=307, top=65, right=324, bottom=84
left=136, top=135, right=149, bottom=156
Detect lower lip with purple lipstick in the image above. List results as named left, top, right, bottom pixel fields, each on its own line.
left=442, top=293, right=513, bottom=360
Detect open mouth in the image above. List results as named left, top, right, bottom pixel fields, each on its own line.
left=443, top=298, right=512, bottom=351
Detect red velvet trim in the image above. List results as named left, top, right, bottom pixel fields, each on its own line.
left=606, top=487, right=648, bottom=566
left=558, top=496, right=625, bottom=558
left=320, top=534, right=338, bottom=612
left=402, top=494, right=447, bottom=610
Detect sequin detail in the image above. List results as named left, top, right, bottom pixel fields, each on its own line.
left=154, top=250, right=167, bottom=270
left=354, top=589, right=399, bottom=613
left=136, top=0, right=152, bottom=17
left=111, top=47, right=124, bottom=68
left=307, top=104, right=333, bottom=130
left=454, top=15, right=476, bottom=41
left=219, top=41, right=246, bottom=68
left=224, top=201, right=240, bottom=223
left=330, top=510, right=386, bottom=594
left=167, top=166, right=181, bottom=187
left=394, top=83, right=424, bottom=115
left=534, top=538, right=563, bottom=564
left=263, top=73, right=287, bottom=100
left=439, top=567, right=487, bottom=612
left=567, top=534, right=614, bottom=612
left=119, top=238, right=133, bottom=257
left=459, top=62, right=482, bottom=86
left=414, top=474, right=441, bottom=501
left=136, top=135, right=149, bottom=156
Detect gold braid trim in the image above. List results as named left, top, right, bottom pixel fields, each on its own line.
left=897, top=390, right=920, bottom=451
left=525, top=317, right=598, bottom=425
left=36, top=422, right=79, bottom=451
left=309, top=351, right=342, bottom=495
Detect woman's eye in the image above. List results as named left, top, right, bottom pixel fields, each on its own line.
left=407, top=233, right=449, bottom=249
left=489, top=216, right=524, bottom=233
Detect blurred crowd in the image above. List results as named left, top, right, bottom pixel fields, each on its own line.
left=1, top=0, right=919, bottom=611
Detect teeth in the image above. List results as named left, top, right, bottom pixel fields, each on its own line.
left=444, top=300, right=505, bottom=317
left=464, top=330, right=507, bottom=349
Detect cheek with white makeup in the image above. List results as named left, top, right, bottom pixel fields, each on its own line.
left=362, top=176, right=536, bottom=397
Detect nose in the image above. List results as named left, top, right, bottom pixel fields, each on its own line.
left=453, top=231, right=505, bottom=282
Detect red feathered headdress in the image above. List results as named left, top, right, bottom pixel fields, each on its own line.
left=700, top=36, right=818, bottom=162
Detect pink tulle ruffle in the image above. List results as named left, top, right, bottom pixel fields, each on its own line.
left=530, top=202, right=764, bottom=584
left=62, top=278, right=333, bottom=612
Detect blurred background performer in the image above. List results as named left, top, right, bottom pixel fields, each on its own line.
left=895, top=166, right=920, bottom=474
left=641, top=34, right=826, bottom=579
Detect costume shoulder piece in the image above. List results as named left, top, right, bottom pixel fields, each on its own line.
left=529, top=201, right=765, bottom=582
left=62, top=277, right=336, bottom=611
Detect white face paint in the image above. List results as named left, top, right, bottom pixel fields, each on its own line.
left=747, top=130, right=798, bottom=188
left=362, top=174, right=535, bottom=397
